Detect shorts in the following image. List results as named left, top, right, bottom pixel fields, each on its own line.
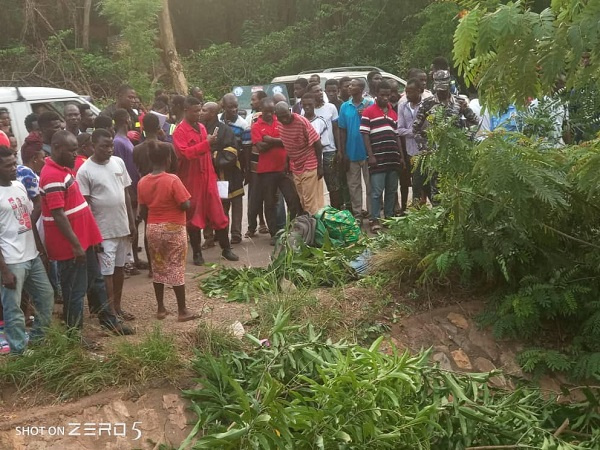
left=322, top=151, right=340, bottom=192
left=97, top=237, right=130, bottom=276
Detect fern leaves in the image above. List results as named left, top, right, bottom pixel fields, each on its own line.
left=452, top=0, right=600, bottom=112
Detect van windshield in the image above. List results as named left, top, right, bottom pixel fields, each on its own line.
left=232, top=84, right=290, bottom=112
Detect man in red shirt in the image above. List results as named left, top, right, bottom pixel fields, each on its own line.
left=252, top=98, right=301, bottom=241
left=274, top=102, right=324, bottom=215
left=39, top=131, right=133, bottom=338
left=172, top=96, right=238, bottom=264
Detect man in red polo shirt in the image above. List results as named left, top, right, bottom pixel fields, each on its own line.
left=39, top=131, right=132, bottom=338
left=172, top=96, right=238, bottom=264
left=274, top=101, right=324, bottom=215
left=252, top=98, right=301, bottom=242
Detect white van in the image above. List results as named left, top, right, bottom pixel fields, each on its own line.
left=0, top=87, right=101, bottom=149
left=272, top=66, right=406, bottom=101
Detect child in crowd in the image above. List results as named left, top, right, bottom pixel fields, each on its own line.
left=137, top=140, right=198, bottom=322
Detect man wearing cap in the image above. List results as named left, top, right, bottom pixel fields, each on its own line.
left=412, top=70, right=478, bottom=204
left=413, top=70, right=478, bottom=152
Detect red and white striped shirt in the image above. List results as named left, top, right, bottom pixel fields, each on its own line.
left=278, top=113, right=320, bottom=175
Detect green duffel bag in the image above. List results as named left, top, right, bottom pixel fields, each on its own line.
left=314, top=206, right=361, bottom=246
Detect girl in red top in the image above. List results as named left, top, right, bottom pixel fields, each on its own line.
left=137, top=141, right=198, bottom=322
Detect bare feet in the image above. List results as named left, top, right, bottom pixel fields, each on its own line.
left=177, top=310, right=199, bottom=322
left=156, top=310, right=169, bottom=320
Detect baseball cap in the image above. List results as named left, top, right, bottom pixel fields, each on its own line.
left=433, top=70, right=451, bottom=91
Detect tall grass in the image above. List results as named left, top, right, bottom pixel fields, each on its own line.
left=0, top=324, right=183, bottom=400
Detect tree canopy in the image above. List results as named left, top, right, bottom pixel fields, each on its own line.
left=0, top=0, right=462, bottom=99
left=454, top=0, right=600, bottom=111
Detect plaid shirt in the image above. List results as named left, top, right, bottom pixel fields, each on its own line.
left=413, top=93, right=478, bottom=151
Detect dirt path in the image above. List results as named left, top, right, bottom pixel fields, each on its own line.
left=0, top=233, right=275, bottom=449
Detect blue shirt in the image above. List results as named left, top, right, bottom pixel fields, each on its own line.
left=338, top=98, right=373, bottom=161
left=16, top=165, right=40, bottom=200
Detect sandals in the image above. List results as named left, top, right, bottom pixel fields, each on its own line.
left=116, top=310, right=135, bottom=321
left=370, top=221, right=382, bottom=233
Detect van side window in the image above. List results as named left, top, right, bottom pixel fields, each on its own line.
left=30, top=100, right=83, bottom=118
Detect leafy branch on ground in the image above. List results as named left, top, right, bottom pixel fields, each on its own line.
left=198, top=237, right=364, bottom=303
left=181, top=310, right=600, bottom=449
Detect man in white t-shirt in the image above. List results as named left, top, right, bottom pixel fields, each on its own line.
left=303, top=84, right=342, bottom=209
left=0, top=145, right=54, bottom=354
left=76, top=128, right=137, bottom=323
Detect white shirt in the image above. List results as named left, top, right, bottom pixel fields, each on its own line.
left=469, top=98, right=492, bottom=139
left=305, top=102, right=338, bottom=153
left=0, top=181, right=38, bottom=264
left=308, top=116, right=334, bottom=152
left=76, top=156, right=132, bottom=240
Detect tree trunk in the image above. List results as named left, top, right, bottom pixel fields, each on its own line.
left=158, top=0, right=188, bottom=94
left=82, top=0, right=92, bottom=50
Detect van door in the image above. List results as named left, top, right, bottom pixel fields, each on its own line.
left=0, top=101, right=32, bottom=158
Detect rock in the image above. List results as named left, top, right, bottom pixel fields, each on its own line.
left=451, top=349, right=472, bottom=370
left=489, top=375, right=509, bottom=389
left=423, top=323, right=448, bottom=343
left=279, top=278, right=297, bottom=293
left=229, top=321, right=245, bottom=339
left=432, top=352, right=453, bottom=371
left=137, top=408, right=160, bottom=431
left=163, top=394, right=189, bottom=431
left=473, top=357, right=496, bottom=373
left=449, top=332, right=473, bottom=353
left=433, top=345, right=449, bottom=354
left=440, top=322, right=458, bottom=337
left=539, top=376, right=562, bottom=398
left=499, top=351, right=524, bottom=378
left=468, top=327, right=499, bottom=361
left=447, top=312, right=469, bottom=330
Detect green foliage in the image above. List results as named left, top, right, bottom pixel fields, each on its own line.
left=517, top=348, right=573, bottom=377
left=0, top=325, right=183, bottom=399
left=453, top=0, right=600, bottom=111
left=372, top=108, right=600, bottom=378
left=184, top=0, right=459, bottom=98
left=0, top=326, right=116, bottom=400
left=99, top=0, right=162, bottom=98
left=399, top=2, right=462, bottom=74
left=111, top=324, right=182, bottom=383
left=182, top=311, right=600, bottom=448
left=199, top=238, right=363, bottom=303
left=189, top=322, right=244, bottom=357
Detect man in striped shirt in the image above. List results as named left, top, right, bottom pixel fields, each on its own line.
left=39, top=131, right=133, bottom=340
left=274, top=102, right=324, bottom=215
left=360, top=81, right=404, bottom=232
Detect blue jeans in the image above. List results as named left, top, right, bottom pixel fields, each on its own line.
left=370, top=170, right=399, bottom=220
left=58, top=247, right=115, bottom=330
left=0, top=256, right=54, bottom=354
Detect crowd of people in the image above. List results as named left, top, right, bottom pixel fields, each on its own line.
left=0, top=55, right=484, bottom=354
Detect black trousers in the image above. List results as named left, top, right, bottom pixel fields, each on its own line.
left=259, top=171, right=302, bottom=236
left=247, top=172, right=265, bottom=232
